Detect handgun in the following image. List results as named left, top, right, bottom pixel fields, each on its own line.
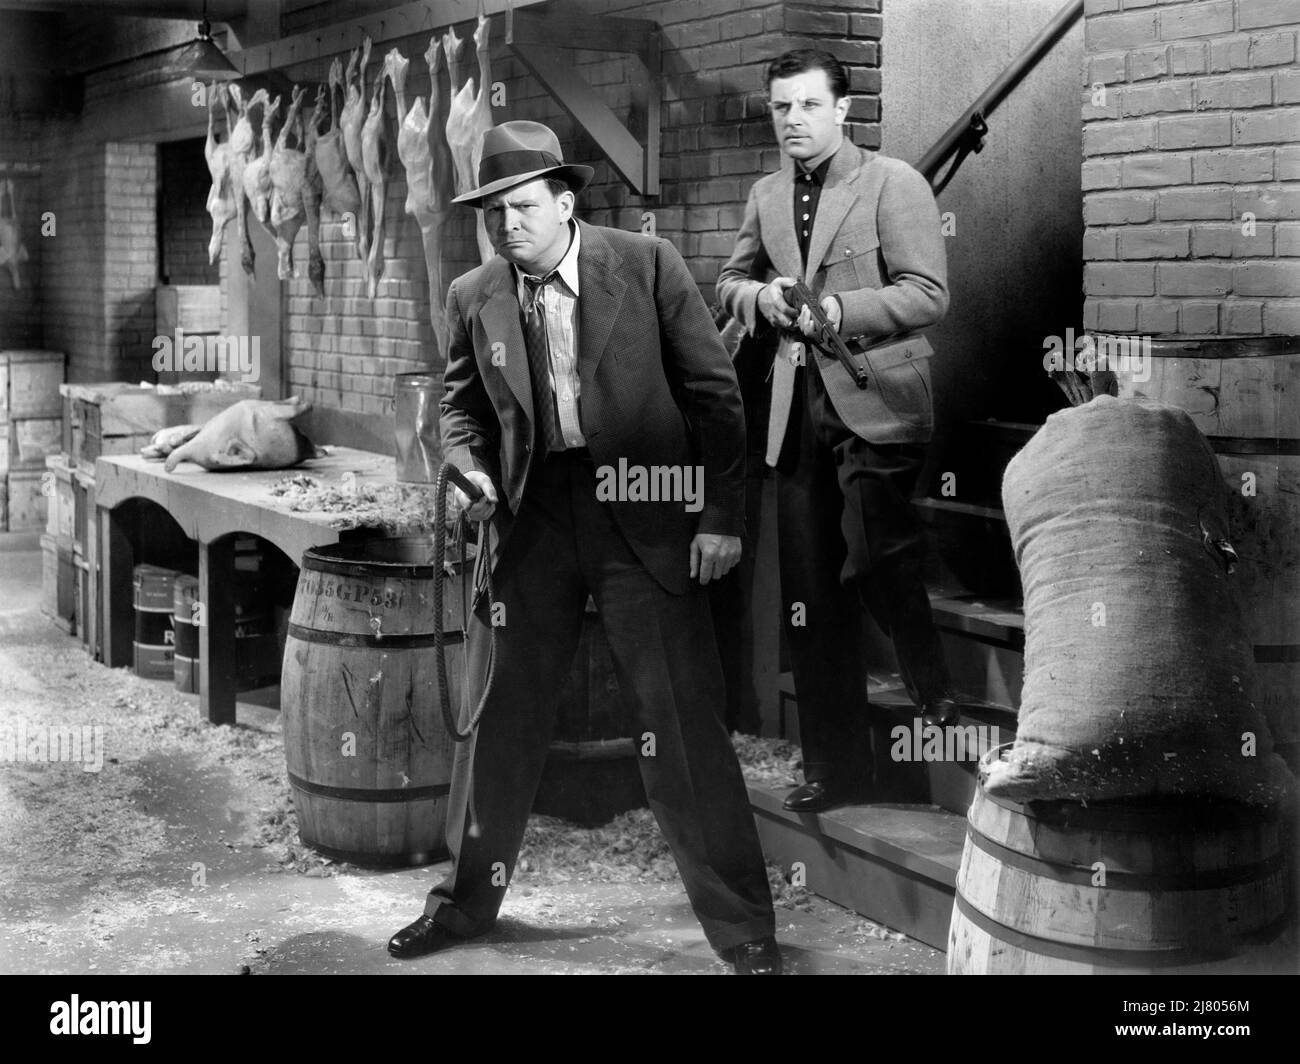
left=784, top=281, right=869, bottom=389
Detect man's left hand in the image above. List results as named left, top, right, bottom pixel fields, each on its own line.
left=796, top=295, right=842, bottom=339
left=690, top=533, right=742, bottom=584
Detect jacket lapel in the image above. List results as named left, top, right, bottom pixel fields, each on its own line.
left=756, top=165, right=800, bottom=280
left=803, top=139, right=864, bottom=284
left=575, top=221, right=626, bottom=383
left=475, top=261, right=532, bottom=422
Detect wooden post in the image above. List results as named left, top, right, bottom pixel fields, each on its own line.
left=198, top=535, right=238, bottom=725
left=99, top=504, right=135, bottom=669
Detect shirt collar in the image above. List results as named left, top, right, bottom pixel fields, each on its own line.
left=795, top=155, right=833, bottom=187
left=515, top=220, right=581, bottom=299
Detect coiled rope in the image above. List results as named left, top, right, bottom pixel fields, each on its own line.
left=432, top=463, right=495, bottom=742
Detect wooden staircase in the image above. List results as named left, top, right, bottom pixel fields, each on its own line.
left=754, top=420, right=1037, bottom=949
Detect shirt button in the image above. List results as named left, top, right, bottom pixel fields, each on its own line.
left=524, top=443, right=532, bottom=453
left=802, top=194, right=810, bottom=202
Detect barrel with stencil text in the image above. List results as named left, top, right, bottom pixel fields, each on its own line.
left=280, top=537, right=469, bottom=867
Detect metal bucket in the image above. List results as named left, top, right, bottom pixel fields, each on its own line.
left=393, top=371, right=443, bottom=483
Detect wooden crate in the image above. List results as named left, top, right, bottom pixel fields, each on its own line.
left=63, top=382, right=259, bottom=471
left=156, top=285, right=222, bottom=334
left=43, top=454, right=75, bottom=545
left=8, top=417, right=62, bottom=471
left=78, top=516, right=101, bottom=659
left=7, top=470, right=45, bottom=531
left=155, top=285, right=223, bottom=384
left=40, top=532, right=75, bottom=631
left=73, top=467, right=94, bottom=558
left=2, top=350, right=65, bottom=419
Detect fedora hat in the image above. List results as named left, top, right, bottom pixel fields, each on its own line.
left=452, top=120, right=594, bottom=206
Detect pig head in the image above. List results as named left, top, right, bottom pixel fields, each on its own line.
left=164, top=397, right=325, bottom=472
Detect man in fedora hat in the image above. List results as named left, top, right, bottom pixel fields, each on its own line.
left=387, top=120, right=781, bottom=974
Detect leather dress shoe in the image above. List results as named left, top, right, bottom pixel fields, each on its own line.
left=782, top=779, right=845, bottom=813
left=730, top=937, right=783, bottom=975
left=921, top=697, right=961, bottom=729
left=387, top=914, right=459, bottom=959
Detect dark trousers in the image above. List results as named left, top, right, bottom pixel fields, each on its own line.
left=775, top=359, right=951, bottom=785
left=425, top=451, right=775, bottom=952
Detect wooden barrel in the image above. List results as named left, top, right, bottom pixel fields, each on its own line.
left=1108, top=334, right=1300, bottom=768
left=281, top=536, right=465, bottom=867
left=947, top=746, right=1291, bottom=974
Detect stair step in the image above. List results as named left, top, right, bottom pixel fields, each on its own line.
left=929, top=591, right=1025, bottom=649
left=774, top=672, right=1016, bottom=816
left=749, top=782, right=965, bottom=950
left=914, top=497, right=1007, bottom=523
left=935, top=418, right=1040, bottom=510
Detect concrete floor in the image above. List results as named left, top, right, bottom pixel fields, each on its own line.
left=0, top=531, right=944, bottom=976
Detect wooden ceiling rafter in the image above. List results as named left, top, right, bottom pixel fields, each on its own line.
left=505, top=4, right=660, bottom=197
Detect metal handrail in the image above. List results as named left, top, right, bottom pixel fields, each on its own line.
left=917, top=0, right=1084, bottom=193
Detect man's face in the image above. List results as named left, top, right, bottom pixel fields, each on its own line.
left=768, top=68, right=849, bottom=165
left=482, top=178, right=574, bottom=274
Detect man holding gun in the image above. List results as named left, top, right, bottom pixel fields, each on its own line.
left=717, top=49, right=958, bottom=813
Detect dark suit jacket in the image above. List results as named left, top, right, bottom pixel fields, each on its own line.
left=439, top=220, right=746, bottom=596
left=716, top=139, right=949, bottom=459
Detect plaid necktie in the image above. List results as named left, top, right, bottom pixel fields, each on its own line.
left=522, top=272, right=564, bottom=454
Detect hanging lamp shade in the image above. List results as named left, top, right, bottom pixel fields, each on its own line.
left=167, top=17, right=240, bottom=81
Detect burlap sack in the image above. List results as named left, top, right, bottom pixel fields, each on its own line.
left=985, top=395, right=1291, bottom=804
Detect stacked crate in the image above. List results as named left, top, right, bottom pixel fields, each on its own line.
left=1, top=350, right=64, bottom=533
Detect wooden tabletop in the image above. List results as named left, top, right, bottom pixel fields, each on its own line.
left=94, top=448, right=400, bottom=566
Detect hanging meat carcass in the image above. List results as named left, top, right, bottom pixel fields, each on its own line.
left=269, top=85, right=325, bottom=296
left=300, top=86, right=327, bottom=297
left=203, top=82, right=238, bottom=266
left=0, top=178, right=30, bottom=291
left=444, top=10, right=495, bottom=266
left=339, top=37, right=373, bottom=261
left=315, top=56, right=361, bottom=219
left=226, top=85, right=265, bottom=276
left=387, top=39, right=455, bottom=358
left=243, top=91, right=281, bottom=241
left=361, top=57, right=392, bottom=298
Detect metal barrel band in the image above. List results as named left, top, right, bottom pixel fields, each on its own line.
left=287, top=771, right=450, bottom=804
left=965, top=822, right=1286, bottom=892
left=950, top=892, right=1283, bottom=970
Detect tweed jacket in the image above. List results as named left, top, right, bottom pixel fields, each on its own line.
left=439, top=220, right=746, bottom=596
left=716, top=138, right=949, bottom=460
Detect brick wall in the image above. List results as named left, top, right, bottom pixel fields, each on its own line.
left=41, top=127, right=107, bottom=380
left=104, top=142, right=158, bottom=381
left=1081, top=0, right=1300, bottom=336
left=159, top=138, right=220, bottom=286
left=40, top=132, right=160, bottom=383
left=279, top=0, right=882, bottom=422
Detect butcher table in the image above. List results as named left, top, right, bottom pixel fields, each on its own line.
left=95, top=448, right=398, bottom=725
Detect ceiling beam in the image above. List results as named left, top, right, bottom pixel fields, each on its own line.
left=228, top=0, right=549, bottom=76
left=0, top=0, right=245, bottom=17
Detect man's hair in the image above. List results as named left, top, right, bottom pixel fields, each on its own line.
left=543, top=177, right=573, bottom=199
left=766, top=49, right=849, bottom=99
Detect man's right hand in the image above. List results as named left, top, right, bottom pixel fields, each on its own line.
left=451, top=470, right=498, bottom=523
left=757, top=276, right=799, bottom=330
